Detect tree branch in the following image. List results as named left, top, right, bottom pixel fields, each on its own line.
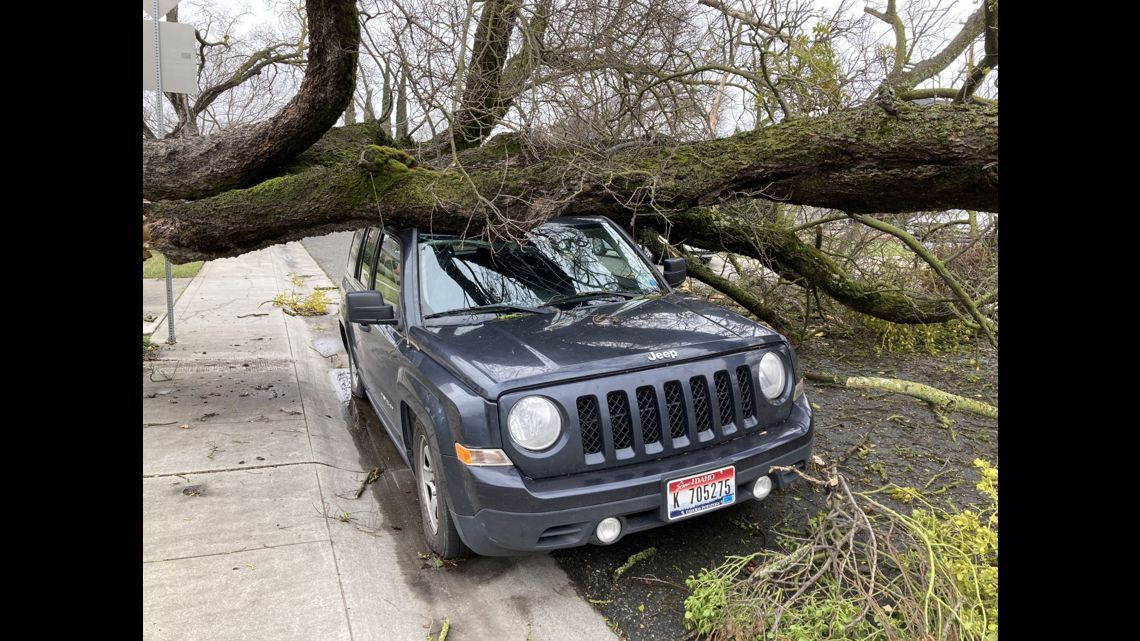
left=142, top=0, right=359, bottom=201
left=447, top=0, right=519, bottom=151
left=188, top=44, right=305, bottom=127
left=699, top=0, right=789, bottom=41
left=900, top=88, right=993, bottom=106
left=883, top=3, right=987, bottom=93
left=655, top=207, right=962, bottom=324
left=847, top=212, right=997, bottom=347
left=640, top=231, right=787, bottom=331
left=865, top=1, right=907, bottom=77
left=956, top=0, right=997, bottom=103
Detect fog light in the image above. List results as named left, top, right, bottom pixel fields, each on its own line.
left=752, top=476, right=773, bottom=501
left=596, top=517, right=622, bottom=544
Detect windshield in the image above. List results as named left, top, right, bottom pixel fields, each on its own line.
left=418, top=220, right=663, bottom=318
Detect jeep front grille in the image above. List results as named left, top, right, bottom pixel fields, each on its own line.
left=574, top=365, right=759, bottom=464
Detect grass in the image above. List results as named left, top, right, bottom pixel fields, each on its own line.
left=265, top=273, right=331, bottom=316
left=143, top=251, right=203, bottom=279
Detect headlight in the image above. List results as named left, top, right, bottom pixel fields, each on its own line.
left=757, top=352, right=787, bottom=400
left=508, top=396, right=562, bottom=450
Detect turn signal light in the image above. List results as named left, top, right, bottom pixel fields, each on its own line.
left=454, top=443, right=512, bottom=466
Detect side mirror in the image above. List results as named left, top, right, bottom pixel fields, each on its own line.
left=662, top=257, right=686, bottom=287
left=347, top=290, right=396, bottom=325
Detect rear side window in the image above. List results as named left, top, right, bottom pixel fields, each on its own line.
left=359, top=227, right=381, bottom=287
left=374, top=231, right=401, bottom=310
left=346, top=229, right=365, bottom=279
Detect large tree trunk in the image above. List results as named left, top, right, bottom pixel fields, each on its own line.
left=149, top=103, right=997, bottom=262
left=141, top=0, right=359, bottom=201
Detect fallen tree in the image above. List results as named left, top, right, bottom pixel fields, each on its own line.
left=149, top=102, right=997, bottom=263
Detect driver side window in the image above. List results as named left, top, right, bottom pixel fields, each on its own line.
left=358, top=227, right=381, bottom=288
left=374, top=230, right=401, bottom=311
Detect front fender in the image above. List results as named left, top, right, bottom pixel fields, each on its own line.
left=397, top=349, right=501, bottom=449
left=396, top=366, right=495, bottom=517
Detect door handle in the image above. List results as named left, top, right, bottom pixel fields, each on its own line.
left=356, top=323, right=372, bottom=333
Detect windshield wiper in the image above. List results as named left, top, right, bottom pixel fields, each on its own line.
left=424, top=304, right=549, bottom=319
left=548, top=290, right=642, bottom=306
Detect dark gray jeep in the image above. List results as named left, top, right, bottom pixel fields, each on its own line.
left=339, top=217, right=813, bottom=558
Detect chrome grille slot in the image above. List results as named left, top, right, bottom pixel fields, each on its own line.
left=577, top=395, right=602, bottom=454
left=607, top=391, right=634, bottom=450
left=636, top=386, right=662, bottom=445
left=690, top=375, right=713, bottom=434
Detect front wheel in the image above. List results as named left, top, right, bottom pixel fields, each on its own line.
left=413, top=419, right=470, bottom=559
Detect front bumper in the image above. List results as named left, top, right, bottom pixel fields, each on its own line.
left=450, top=394, right=813, bottom=555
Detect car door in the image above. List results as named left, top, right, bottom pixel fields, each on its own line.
left=355, top=227, right=405, bottom=433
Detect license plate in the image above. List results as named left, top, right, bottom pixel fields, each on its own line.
left=665, top=465, right=735, bottom=521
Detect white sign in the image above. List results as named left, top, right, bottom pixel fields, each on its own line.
left=142, top=20, right=199, bottom=95
left=142, top=0, right=180, bottom=18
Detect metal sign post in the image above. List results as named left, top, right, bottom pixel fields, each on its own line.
left=151, top=0, right=176, bottom=344
left=146, top=0, right=196, bottom=344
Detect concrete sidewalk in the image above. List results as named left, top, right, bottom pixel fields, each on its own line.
left=143, top=243, right=616, bottom=641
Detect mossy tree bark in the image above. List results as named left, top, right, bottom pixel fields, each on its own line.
left=149, top=102, right=997, bottom=264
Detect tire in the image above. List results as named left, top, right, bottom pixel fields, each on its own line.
left=346, top=337, right=366, bottom=399
left=412, top=418, right=470, bottom=559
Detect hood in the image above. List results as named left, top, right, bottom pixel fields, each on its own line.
left=410, top=293, right=783, bottom=399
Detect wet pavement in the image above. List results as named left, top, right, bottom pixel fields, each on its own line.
left=143, top=242, right=615, bottom=641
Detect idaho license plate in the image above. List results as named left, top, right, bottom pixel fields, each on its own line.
left=665, top=465, right=735, bottom=521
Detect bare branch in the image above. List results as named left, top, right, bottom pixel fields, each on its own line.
left=699, top=0, right=789, bottom=41
left=956, top=0, right=998, bottom=103
left=900, top=87, right=993, bottom=106
left=864, top=0, right=907, bottom=77
left=884, top=3, right=987, bottom=92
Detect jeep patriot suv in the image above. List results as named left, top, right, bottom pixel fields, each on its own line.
left=339, top=217, right=814, bottom=557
